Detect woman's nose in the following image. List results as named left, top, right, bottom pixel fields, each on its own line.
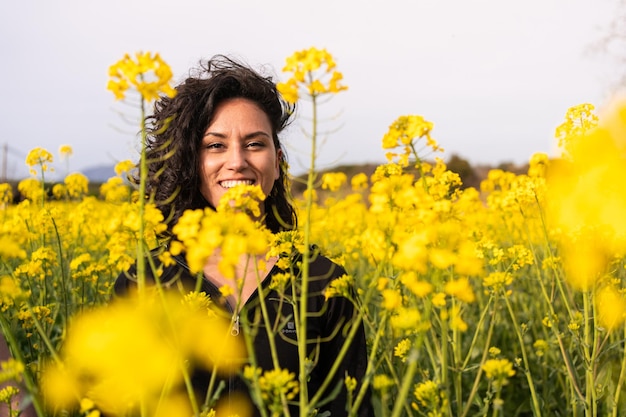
left=225, top=146, right=248, bottom=170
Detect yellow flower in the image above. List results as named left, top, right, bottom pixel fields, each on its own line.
left=488, top=347, right=501, bottom=357
left=482, top=271, right=513, bottom=292
left=0, top=386, right=20, bottom=405
left=64, top=172, right=89, bottom=199
left=596, top=285, right=626, bottom=331
left=390, top=307, right=425, bottom=333
left=42, top=293, right=245, bottom=414
left=0, top=237, right=27, bottom=261
left=444, top=277, right=475, bottom=303
left=321, top=172, right=347, bottom=192
left=0, top=183, right=12, bottom=205
left=181, top=291, right=213, bottom=314
left=382, top=115, right=440, bottom=165
left=431, top=292, right=447, bottom=307
left=25, top=147, right=54, bottom=176
left=372, top=374, right=395, bottom=390
left=0, top=358, right=25, bottom=384
left=216, top=184, right=265, bottom=218
left=114, top=159, right=135, bottom=176
left=482, top=358, right=515, bottom=386
left=449, top=305, right=469, bottom=332
left=18, top=178, right=44, bottom=202
left=554, top=103, right=598, bottom=159
left=399, top=271, right=433, bottom=298
left=108, top=51, right=176, bottom=102
left=59, top=144, right=73, bottom=157
left=528, top=152, right=549, bottom=178
left=533, top=339, right=549, bottom=357
left=350, top=173, right=369, bottom=191
left=99, top=177, right=131, bottom=202
left=279, top=47, right=347, bottom=103
left=324, top=274, right=353, bottom=300
left=413, top=380, right=440, bottom=409
left=345, top=375, right=357, bottom=392
left=382, top=289, right=403, bottom=310
left=394, top=338, right=412, bottom=362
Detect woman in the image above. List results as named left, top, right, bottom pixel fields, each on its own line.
left=114, top=56, right=373, bottom=416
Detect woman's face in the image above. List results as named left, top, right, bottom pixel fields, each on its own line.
left=199, top=98, right=280, bottom=213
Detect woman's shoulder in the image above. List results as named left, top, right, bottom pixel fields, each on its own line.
left=304, top=247, right=347, bottom=286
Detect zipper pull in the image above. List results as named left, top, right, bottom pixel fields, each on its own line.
left=231, top=314, right=240, bottom=336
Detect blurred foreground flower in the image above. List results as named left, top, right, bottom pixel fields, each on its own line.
left=42, top=292, right=245, bottom=415
left=547, top=100, right=626, bottom=292
left=172, top=185, right=271, bottom=277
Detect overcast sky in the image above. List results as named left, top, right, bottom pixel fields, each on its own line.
left=1, top=0, right=621, bottom=179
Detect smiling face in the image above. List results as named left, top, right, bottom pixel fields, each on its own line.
left=199, top=98, right=280, bottom=214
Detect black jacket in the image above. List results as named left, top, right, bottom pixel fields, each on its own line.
left=114, top=249, right=373, bottom=417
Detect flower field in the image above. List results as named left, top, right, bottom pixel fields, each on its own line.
left=1, top=49, right=626, bottom=417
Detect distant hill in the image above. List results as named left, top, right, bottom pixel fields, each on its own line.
left=80, top=165, right=116, bottom=183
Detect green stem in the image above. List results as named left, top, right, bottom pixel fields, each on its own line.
left=297, top=86, right=318, bottom=417
left=583, top=290, right=598, bottom=417
left=460, top=295, right=498, bottom=417
left=611, top=325, right=626, bottom=417
left=503, top=295, right=542, bottom=416
left=439, top=306, right=452, bottom=416
left=389, top=350, right=419, bottom=417
left=0, top=314, right=46, bottom=417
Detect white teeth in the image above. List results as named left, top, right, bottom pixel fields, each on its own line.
left=220, top=180, right=254, bottom=188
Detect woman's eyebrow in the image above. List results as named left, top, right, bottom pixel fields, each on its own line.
left=203, top=131, right=271, bottom=139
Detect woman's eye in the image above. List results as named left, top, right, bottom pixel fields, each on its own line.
left=205, top=143, right=224, bottom=150
left=247, top=141, right=264, bottom=148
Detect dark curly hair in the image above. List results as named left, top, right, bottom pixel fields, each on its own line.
left=138, top=55, right=297, bottom=234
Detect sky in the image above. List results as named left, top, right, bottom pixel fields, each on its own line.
left=1, top=0, right=622, bottom=180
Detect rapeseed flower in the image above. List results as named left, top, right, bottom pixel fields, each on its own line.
left=533, top=339, right=549, bottom=357
left=278, top=47, right=347, bottom=103
left=0, top=359, right=24, bottom=384
left=107, top=51, right=176, bottom=101
left=99, top=177, right=131, bottom=202
left=372, top=374, right=395, bottom=391
left=64, top=172, right=89, bottom=199
left=394, top=338, right=412, bottom=362
left=413, top=380, right=442, bottom=410
left=547, top=100, right=626, bottom=290
left=17, top=178, right=44, bottom=202
left=173, top=205, right=270, bottom=277
left=596, top=285, right=626, bottom=331
left=0, top=183, right=13, bottom=205
left=482, top=358, right=515, bottom=387
left=382, top=115, right=442, bottom=166
left=25, top=147, right=53, bottom=177
left=324, top=274, right=354, bottom=300
left=482, top=271, right=513, bottom=293
left=444, top=277, right=475, bottom=303
left=216, top=184, right=265, bottom=218
left=58, top=144, right=73, bottom=157
left=321, top=172, right=347, bottom=192
left=0, top=238, right=26, bottom=261
left=0, top=386, right=20, bottom=410
left=42, top=292, right=244, bottom=415
left=390, top=307, right=426, bottom=334
left=554, top=103, right=598, bottom=159
left=399, top=271, right=433, bottom=298
left=350, top=172, right=369, bottom=191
